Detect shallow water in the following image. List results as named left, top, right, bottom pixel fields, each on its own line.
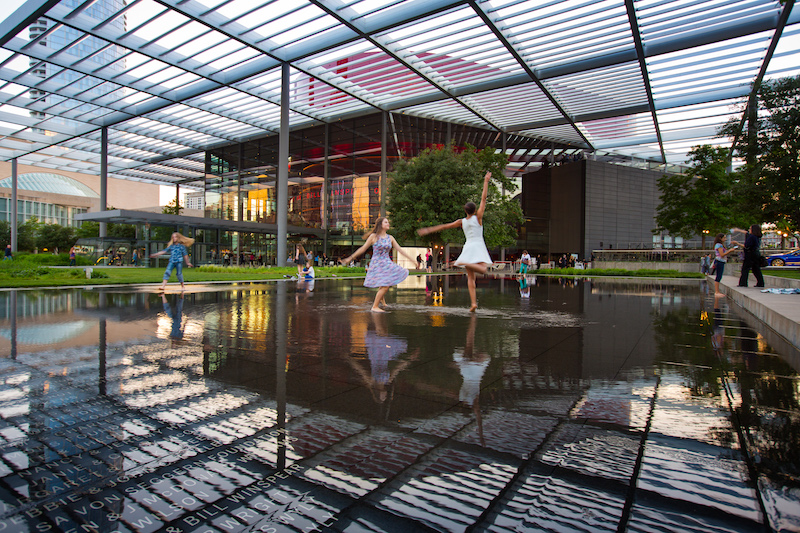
left=0, top=275, right=797, bottom=532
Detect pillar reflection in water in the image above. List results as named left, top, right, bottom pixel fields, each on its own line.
left=9, top=290, right=16, bottom=360
left=275, top=281, right=288, bottom=470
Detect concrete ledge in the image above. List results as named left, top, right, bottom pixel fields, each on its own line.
left=715, top=274, right=800, bottom=365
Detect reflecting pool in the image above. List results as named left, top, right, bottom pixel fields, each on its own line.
left=0, top=275, right=797, bottom=532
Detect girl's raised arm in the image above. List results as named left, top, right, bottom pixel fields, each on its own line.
left=340, top=234, right=376, bottom=264
left=476, top=171, right=491, bottom=223
left=390, top=236, right=418, bottom=263
left=417, top=219, right=462, bottom=237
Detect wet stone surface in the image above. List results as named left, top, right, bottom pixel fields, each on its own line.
left=0, top=275, right=797, bottom=532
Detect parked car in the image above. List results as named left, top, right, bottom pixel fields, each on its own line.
left=766, top=249, right=800, bottom=266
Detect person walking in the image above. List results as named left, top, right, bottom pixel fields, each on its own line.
left=712, top=233, right=741, bottom=296
left=340, top=217, right=418, bottom=312
left=4, top=245, right=11, bottom=260
left=417, top=171, right=493, bottom=312
left=426, top=249, right=433, bottom=273
left=69, top=246, right=76, bottom=267
left=151, top=232, right=194, bottom=291
left=738, top=224, right=765, bottom=288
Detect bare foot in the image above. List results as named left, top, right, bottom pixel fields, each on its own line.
left=714, top=292, right=725, bottom=297
left=370, top=307, right=386, bottom=313
left=469, top=304, right=478, bottom=312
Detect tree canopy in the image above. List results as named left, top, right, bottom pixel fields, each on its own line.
left=386, top=145, right=523, bottom=249
left=653, top=145, right=735, bottom=248
left=719, top=75, right=800, bottom=230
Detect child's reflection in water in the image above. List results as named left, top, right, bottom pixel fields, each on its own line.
left=162, top=293, right=184, bottom=344
left=453, top=314, right=490, bottom=446
left=346, top=313, right=418, bottom=418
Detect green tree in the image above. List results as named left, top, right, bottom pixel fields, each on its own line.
left=719, top=75, right=800, bottom=231
left=653, top=145, right=735, bottom=248
left=74, top=206, right=136, bottom=239
left=0, top=220, right=9, bottom=247
left=37, top=223, right=76, bottom=253
left=17, top=217, right=42, bottom=252
left=387, top=145, right=523, bottom=264
left=76, top=220, right=99, bottom=239
left=151, top=199, right=183, bottom=242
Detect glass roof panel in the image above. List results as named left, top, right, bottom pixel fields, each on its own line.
left=763, top=23, right=800, bottom=81
left=461, top=83, right=563, bottom=127
left=295, top=40, right=438, bottom=106
left=579, top=113, right=658, bottom=146
left=636, top=0, right=779, bottom=46
left=656, top=99, right=741, bottom=135
left=647, top=31, right=772, bottom=106
left=518, top=123, right=587, bottom=145
left=489, top=0, right=634, bottom=71
left=544, top=62, right=648, bottom=116
left=377, top=6, right=525, bottom=91
left=397, top=100, right=493, bottom=129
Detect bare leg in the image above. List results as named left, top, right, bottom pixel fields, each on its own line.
left=466, top=269, right=477, bottom=312
left=714, top=280, right=723, bottom=296
left=465, top=263, right=488, bottom=275
left=372, top=286, right=390, bottom=312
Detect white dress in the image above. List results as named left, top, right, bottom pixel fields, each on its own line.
left=454, top=215, right=492, bottom=266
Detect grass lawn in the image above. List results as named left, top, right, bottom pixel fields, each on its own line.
left=0, top=260, right=711, bottom=289
left=764, top=270, right=800, bottom=280
left=0, top=265, right=369, bottom=288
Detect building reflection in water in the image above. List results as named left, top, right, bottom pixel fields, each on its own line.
left=0, top=278, right=796, bottom=531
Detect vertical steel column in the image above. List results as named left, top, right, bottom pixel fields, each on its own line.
left=381, top=111, right=388, bottom=217
left=322, top=122, right=329, bottom=255
left=276, top=62, right=290, bottom=266
left=99, top=127, right=108, bottom=239
left=447, top=121, right=452, bottom=145
left=10, top=159, right=17, bottom=253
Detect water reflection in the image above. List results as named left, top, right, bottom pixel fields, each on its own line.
left=0, top=278, right=796, bottom=532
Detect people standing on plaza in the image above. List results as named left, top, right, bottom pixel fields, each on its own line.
left=340, top=216, right=418, bottom=312
left=131, top=248, right=139, bottom=267
left=416, top=253, right=422, bottom=270
left=151, top=232, right=194, bottom=291
left=700, top=253, right=710, bottom=274
left=69, top=246, right=76, bottom=267
left=519, top=250, right=531, bottom=274
left=738, top=224, right=765, bottom=288
left=426, top=248, right=433, bottom=273
left=417, top=171, right=493, bottom=312
left=712, top=233, right=741, bottom=296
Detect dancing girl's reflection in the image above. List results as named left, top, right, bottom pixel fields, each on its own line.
left=162, top=293, right=184, bottom=344
left=454, top=314, right=490, bottom=446
left=346, top=313, right=418, bottom=418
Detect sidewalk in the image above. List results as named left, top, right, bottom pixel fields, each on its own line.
left=715, top=273, right=800, bottom=363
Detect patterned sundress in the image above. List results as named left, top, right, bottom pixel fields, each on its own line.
left=363, top=235, right=409, bottom=288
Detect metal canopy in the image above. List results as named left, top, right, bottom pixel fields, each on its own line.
left=0, top=0, right=797, bottom=185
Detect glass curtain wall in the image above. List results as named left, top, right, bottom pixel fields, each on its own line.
left=202, top=112, right=565, bottom=261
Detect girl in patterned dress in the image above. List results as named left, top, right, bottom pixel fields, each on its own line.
left=151, top=232, right=194, bottom=291
left=340, top=217, right=418, bottom=312
left=417, top=171, right=493, bottom=312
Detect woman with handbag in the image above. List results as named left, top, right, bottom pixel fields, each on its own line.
left=738, top=224, right=765, bottom=288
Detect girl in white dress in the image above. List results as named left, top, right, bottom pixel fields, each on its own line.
left=417, top=171, right=493, bottom=312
